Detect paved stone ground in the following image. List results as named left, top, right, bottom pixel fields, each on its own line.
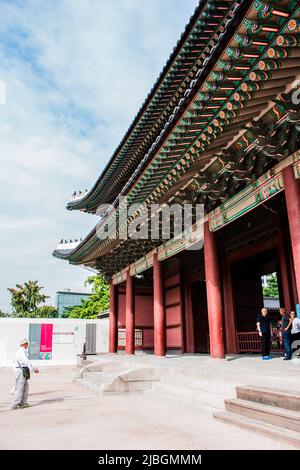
left=0, top=365, right=294, bottom=450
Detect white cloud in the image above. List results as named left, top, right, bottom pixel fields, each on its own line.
left=0, top=0, right=199, bottom=311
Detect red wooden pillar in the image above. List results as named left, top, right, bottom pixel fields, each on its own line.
left=204, top=221, right=225, bottom=359
left=153, top=252, right=166, bottom=356
left=278, top=231, right=292, bottom=312
left=125, top=270, right=135, bottom=355
left=179, top=263, right=186, bottom=354
left=222, top=259, right=238, bottom=354
left=283, top=166, right=300, bottom=303
left=109, top=282, right=118, bottom=353
left=183, top=271, right=195, bottom=353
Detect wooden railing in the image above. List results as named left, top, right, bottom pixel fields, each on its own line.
left=116, top=330, right=284, bottom=354
left=237, top=332, right=261, bottom=353
left=117, top=329, right=143, bottom=349
left=237, top=331, right=283, bottom=353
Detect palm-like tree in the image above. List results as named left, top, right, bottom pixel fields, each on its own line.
left=7, top=284, right=27, bottom=315
left=8, top=281, right=49, bottom=317
left=24, top=281, right=48, bottom=312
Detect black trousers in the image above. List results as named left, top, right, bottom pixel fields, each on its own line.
left=283, top=331, right=292, bottom=359
left=260, top=332, right=271, bottom=357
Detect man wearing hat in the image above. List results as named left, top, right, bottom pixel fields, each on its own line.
left=11, top=338, right=39, bottom=410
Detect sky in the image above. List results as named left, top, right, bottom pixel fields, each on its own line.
left=0, top=0, right=199, bottom=312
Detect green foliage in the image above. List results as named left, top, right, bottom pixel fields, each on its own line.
left=62, top=275, right=109, bottom=319
left=7, top=281, right=56, bottom=318
left=263, top=274, right=279, bottom=298
left=0, top=309, right=9, bottom=317
left=34, top=306, right=58, bottom=318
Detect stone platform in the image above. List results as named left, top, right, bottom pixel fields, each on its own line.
left=75, top=352, right=300, bottom=403
left=74, top=352, right=300, bottom=447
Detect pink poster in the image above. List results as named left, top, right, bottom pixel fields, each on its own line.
left=40, top=324, right=53, bottom=359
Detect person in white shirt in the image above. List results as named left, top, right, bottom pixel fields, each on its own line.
left=11, top=338, right=39, bottom=410
left=290, top=312, right=300, bottom=357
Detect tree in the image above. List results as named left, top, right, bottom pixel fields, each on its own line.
left=7, top=281, right=55, bottom=318
left=25, top=280, right=49, bottom=312
left=35, top=306, right=58, bottom=318
left=0, top=309, right=9, bottom=317
left=62, top=275, right=109, bottom=319
left=7, top=284, right=27, bottom=316
left=263, top=274, right=279, bottom=298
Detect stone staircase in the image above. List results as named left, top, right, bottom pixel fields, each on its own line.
left=214, top=386, right=300, bottom=448
left=144, top=370, right=237, bottom=410
left=74, top=359, right=160, bottom=395
left=73, top=355, right=300, bottom=447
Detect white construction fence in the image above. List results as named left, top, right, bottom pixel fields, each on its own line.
left=0, top=317, right=109, bottom=367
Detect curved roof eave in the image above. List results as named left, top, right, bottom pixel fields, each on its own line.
left=52, top=225, right=97, bottom=262
left=66, top=0, right=230, bottom=213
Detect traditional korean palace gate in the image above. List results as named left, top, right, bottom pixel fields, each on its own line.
left=54, top=0, right=300, bottom=358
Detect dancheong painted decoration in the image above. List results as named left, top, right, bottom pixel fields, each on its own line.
left=54, top=1, right=300, bottom=359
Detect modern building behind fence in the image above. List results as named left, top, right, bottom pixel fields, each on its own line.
left=55, top=290, right=91, bottom=317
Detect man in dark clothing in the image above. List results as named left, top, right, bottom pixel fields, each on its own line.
left=280, top=307, right=292, bottom=360
left=256, top=308, right=273, bottom=360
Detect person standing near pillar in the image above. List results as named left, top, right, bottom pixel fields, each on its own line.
left=280, top=307, right=292, bottom=361
left=256, top=308, right=273, bottom=360
left=290, top=311, right=300, bottom=357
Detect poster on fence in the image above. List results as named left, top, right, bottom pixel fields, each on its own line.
left=28, top=324, right=53, bottom=360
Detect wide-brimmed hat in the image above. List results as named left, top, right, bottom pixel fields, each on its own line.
left=19, top=338, right=29, bottom=346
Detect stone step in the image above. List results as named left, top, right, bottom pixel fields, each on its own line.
left=166, top=368, right=233, bottom=383
left=225, top=398, right=300, bottom=433
left=78, top=368, right=158, bottom=394
left=236, top=386, right=300, bottom=411
left=86, top=362, right=128, bottom=373
left=147, top=381, right=226, bottom=409
left=214, top=411, right=300, bottom=449
left=74, top=377, right=103, bottom=394
left=161, top=373, right=236, bottom=397
left=165, top=364, right=300, bottom=392
left=102, top=378, right=153, bottom=393
left=82, top=371, right=116, bottom=385
left=73, top=377, right=144, bottom=396
left=143, top=388, right=217, bottom=413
